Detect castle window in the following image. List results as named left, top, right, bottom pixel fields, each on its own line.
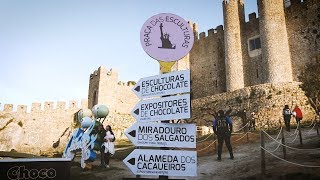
left=248, top=36, right=262, bottom=57
left=256, top=69, right=259, bottom=78
left=215, top=80, right=218, bottom=88
left=284, top=0, right=291, bottom=8
left=93, top=91, right=97, bottom=106
left=249, top=37, right=261, bottom=51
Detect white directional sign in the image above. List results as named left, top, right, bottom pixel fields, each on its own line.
left=125, top=122, right=196, bottom=148
left=123, top=149, right=197, bottom=176
left=132, top=70, right=190, bottom=99
left=131, top=94, right=190, bottom=122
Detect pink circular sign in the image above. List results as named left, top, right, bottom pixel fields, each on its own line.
left=140, top=13, right=194, bottom=62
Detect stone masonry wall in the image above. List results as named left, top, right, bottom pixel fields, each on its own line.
left=0, top=100, right=85, bottom=156
left=286, top=0, right=320, bottom=81
left=179, top=0, right=319, bottom=99
left=190, top=82, right=316, bottom=130
left=0, top=100, right=136, bottom=156
left=189, top=26, right=226, bottom=99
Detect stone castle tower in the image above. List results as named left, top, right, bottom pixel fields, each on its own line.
left=223, top=0, right=245, bottom=92
left=258, top=0, right=293, bottom=84
left=88, top=66, right=138, bottom=114
left=176, top=0, right=320, bottom=99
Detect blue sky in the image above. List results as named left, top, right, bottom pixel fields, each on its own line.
left=0, top=0, right=257, bottom=110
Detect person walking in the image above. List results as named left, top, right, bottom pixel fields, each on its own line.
left=213, top=110, right=234, bottom=161
left=102, top=125, right=115, bottom=168
left=94, top=124, right=106, bottom=167
left=292, top=105, right=303, bottom=126
left=249, top=112, right=256, bottom=131
left=282, top=105, right=292, bottom=131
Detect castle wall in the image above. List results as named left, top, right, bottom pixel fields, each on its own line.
left=243, top=13, right=266, bottom=86
left=0, top=100, right=85, bottom=156
left=191, top=82, right=316, bottom=130
left=189, top=27, right=226, bottom=99
left=0, top=99, right=136, bottom=156
left=181, top=0, right=319, bottom=100
left=285, top=0, right=320, bottom=81
left=115, top=81, right=139, bottom=114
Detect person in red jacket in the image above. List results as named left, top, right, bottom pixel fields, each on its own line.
left=292, top=105, right=303, bottom=126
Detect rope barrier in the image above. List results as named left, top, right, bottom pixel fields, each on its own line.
left=307, top=123, right=316, bottom=134
left=289, top=131, right=299, bottom=143
left=266, top=127, right=283, bottom=153
left=248, top=131, right=260, bottom=135
left=232, top=132, right=249, bottom=143
left=274, top=127, right=283, bottom=141
left=262, top=130, right=320, bottom=151
left=305, top=119, right=315, bottom=128
left=196, top=133, right=214, bottom=143
left=287, top=126, right=299, bottom=136
left=197, top=131, right=250, bottom=152
left=269, top=140, right=282, bottom=153
left=197, top=140, right=217, bottom=152
left=233, top=123, right=249, bottom=133
left=260, top=146, right=320, bottom=168
left=231, top=132, right=245, bottom=135
left=196, top=123, right=249, bottom=143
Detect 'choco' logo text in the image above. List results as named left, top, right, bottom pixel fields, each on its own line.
left=7, top=166, right=56, bottom=180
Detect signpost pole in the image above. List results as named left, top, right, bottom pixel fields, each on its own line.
left=159, top=61, right=175, bottom=180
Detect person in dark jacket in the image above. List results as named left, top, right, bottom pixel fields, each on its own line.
left=95, top=125, right=106, bottom=167
left=282, top=105, right=292, bottom=131
left=213, top=110, right=234, bottom=161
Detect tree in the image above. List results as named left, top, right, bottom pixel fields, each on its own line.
left=299, top=54, right=320, bottom=110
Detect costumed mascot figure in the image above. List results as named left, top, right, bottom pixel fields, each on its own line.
left=62, top=105, right=109, bottom=169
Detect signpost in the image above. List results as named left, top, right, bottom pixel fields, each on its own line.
left=124, top=12, right=196, bottom=179
left=131, top=94, right=191, bottom=122
left=123, top=149, right=197, bottom=177
left=132, top=70, right=190, bottom=99
left=125, top=122, right=196, bottom=148
left=140, top=13, right=194, bottom=62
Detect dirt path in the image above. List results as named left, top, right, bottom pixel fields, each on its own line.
left=70, top=128, right=320, bottom=180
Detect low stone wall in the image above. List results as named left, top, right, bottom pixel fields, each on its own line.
left=190, top=82, right=317, bottom=130
left=0, top=109, right=135, bottom=156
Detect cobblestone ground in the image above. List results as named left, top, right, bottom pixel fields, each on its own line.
left=70, top=127, right=320, bottom=180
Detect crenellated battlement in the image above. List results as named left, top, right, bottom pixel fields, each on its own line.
left=117, top=81, right=136, bottom=87
left=223, top=0, right=244, bottom=6
left=196, top=25, right=224, bottom=42
left=1, top=99, right=88, bottom=114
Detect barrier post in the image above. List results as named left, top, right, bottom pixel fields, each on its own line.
left=281, top=128, right=286, bottom=159
left=298, top=122, right=303, bottom=145
left=260, top=130, right=266, bottom=176
left=317, top=118, right=319, bottom=136
left=246, top=119, right=249, bottom=142
left=214, top=134, right=217, bottom=153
